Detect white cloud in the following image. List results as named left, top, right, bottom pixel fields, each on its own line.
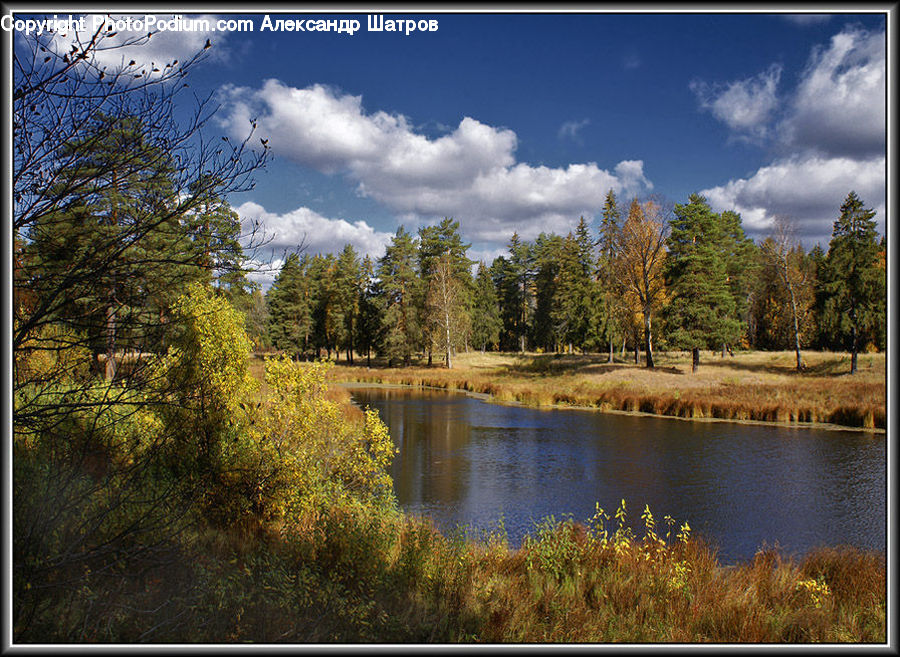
left=690, top=64, right=782, bottom=140
left=781, top=14, right=832, bottom=26
left=695, top=26, right=885, bottom=246
left=558, top=118, right=590, bottom=142
left=700, top=154, right=885, bottom=246
left=778, top=26, right=885, bottom=158
left=42, top=13, right=224, bottom=77
left=235, top=200, right=394, bottom=262
left=220, top=81, right=653, bottom=247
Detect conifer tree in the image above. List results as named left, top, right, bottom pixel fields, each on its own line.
left=378, top=227, right=422, bottom=366
left=266, top=253, right=309, bottom=357
left=597, top=190, right=623, bottom=362
left=664, top=194, right=740, bottom=372
left=531, top=233, right=564, bottom=351
left=821, top=191, right=884, bottom=373
left=471, top=262, right=502, bottom=352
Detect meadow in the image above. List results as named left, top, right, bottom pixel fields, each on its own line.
left=325, top=349, right=886, bottom=431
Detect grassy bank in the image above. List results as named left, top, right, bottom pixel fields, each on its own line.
left=37, top=495, right=884, bottom=643
left=18, top=356, right=885, bottom=643
left=325, top=350, right=886, bottom=431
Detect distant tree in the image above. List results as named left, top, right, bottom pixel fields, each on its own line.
left=719, top=209, right=758, bottom=352
left=531, top=233, right=563, bottom=351
left=266, top=253, right=310, bottom=357
left=614, top=198, right=668, bottom=368
left=471, top=262, right=502, bottom=352
left=552, top=233, right=589, bottom=353
left=425, top=254, right=469, bottom=368
left=357, top=255, right=383, bottom=367
left=378, top=227, right=422, bottom=366
left=760, top=216, right=814, bottom=370
left=334, top=244, right=362, bottom=363
left=821, top=192, right=884, bottom=373
left=503, top=232, right=535, bottom=352
left=596, top=190, right=623, bottom=362
left=418, top=218, right=473, bottom=362
left=665, top=194, right=740, bottom=373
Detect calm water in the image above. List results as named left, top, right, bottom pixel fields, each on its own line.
left=348, top=385, right=886, bottom=564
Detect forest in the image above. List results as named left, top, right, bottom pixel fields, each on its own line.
left=263, top=191, right=885, bottom=375
left=11, top=24, right=886, bottom=644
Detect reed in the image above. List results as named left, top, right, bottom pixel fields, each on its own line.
left=323, top=350, right=885, bottom=431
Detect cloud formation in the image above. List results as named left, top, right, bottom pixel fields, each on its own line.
left=42, top=13, right=225, bottom=77
left=219, top=80, right=653, bottom=244
left=695, top=25, right=885, bottom=245
left=236, top=201, right=394, bottom=261
left=701, top=154, right=885, bottom=246
left=690, top=64, right=782, bottom=140
left=778, top=26, right=885, bottom=158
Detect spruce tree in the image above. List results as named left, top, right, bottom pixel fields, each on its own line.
left=471, top=262, right=503, bottom=352
left=664, top=194, right=740, bottom=372
left=378, top=227, right=422, bottom=366
left=266, top=253, right=309, bottom=358
left=531, top=233, right=563, bottom=351
left=821, top=191, right=884, bottom=374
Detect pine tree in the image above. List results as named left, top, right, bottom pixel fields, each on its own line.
left=531, top=233, right=563, bottom=351
left=266, top=253, right=310, bottom=357
left=552, top=233, right=587, bottom=353
left=378, top=227, right=422, bottom=366
left=665, top=194, right=741, bottom=372
left=596, top=190, right=623, bottom=362
left=471, top=262, right=502, bottom=352
left=821, top=191, right=884, bottom=374
left=25, top=114, right=200, bottom=379
left=334, top=244, right=361, bottom=363
left=504, top=232, right=534, bottom=352
left=357, top=255, right=383, bottom=367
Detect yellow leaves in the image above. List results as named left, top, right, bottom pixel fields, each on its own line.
left=796, top=576, right=831, bottom=609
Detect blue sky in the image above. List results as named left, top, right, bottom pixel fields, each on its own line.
left=29, top=9, right=888, bottom=284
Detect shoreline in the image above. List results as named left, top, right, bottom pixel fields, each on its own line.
left=334, top=378, right=886, bottom=435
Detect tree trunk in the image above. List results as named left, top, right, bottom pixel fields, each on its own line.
left=691, top=347, right=700, bottom=373
left=643, top=310, right=654, bottom=369
left=105, top=302, right=116, bottom=381
left=787, top=282, right=804, bottom=371
left=850, top=324, right=858, bottom=374
left=608, top=337, right=614, bottom=363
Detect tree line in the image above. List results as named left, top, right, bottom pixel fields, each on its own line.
left=263, top=191, right=885, bottom=374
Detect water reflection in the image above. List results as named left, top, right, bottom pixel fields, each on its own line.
left=349, top=386, right=885, bottom=564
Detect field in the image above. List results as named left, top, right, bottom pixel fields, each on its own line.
left=320, top=350, right=886, bottom=431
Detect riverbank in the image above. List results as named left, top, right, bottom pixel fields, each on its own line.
left=325, top=350, right=886, bottom=432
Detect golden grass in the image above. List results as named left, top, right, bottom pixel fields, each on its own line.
left=314, top=350, right=885, bottom=431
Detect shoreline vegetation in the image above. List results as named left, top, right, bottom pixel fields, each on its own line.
left=316, top=349, right=886, bottom=432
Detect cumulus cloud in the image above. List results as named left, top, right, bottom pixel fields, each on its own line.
left=695, top=25, right=885, bottom=246
left=778, top=26, right=885, bottom=158
left=700, top=154, right=885, bottom=246
left=690, top=64, right=782, bottom=140
left=235, top=200, right=394, bottom=262
left=219, top=81, right=653, bottom=245
left=41, top=13, right=224, bottom=77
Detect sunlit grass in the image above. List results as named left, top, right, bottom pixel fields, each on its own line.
left=321, top=350, right=885, bottom=430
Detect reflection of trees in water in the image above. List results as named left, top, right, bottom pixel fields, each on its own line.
left=365, top=389, right=472, bottom=508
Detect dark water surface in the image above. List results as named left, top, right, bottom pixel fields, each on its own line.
left=348, top=386, right=886, bottom=564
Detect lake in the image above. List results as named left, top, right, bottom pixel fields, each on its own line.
left=347, top=385, right=886, bottom=564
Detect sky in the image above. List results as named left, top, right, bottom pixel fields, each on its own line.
left=18, top=8, right=890, bottom=286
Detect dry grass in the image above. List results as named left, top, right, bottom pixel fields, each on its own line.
left=319, top=350, right=885, bottom=430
